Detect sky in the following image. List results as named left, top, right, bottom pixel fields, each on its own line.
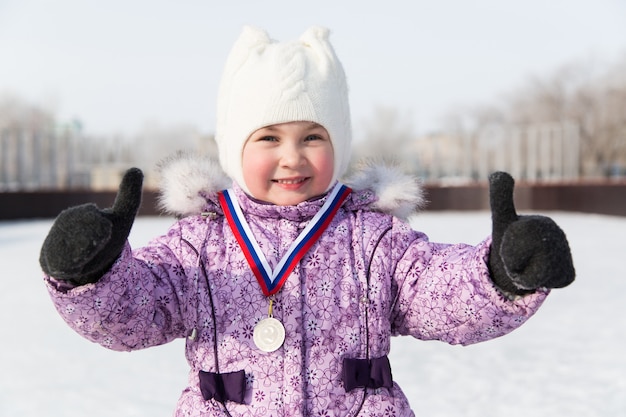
left=1, top=0, right=625, bottom=138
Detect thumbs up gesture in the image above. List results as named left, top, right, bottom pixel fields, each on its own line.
left=40, top=168, right=144, bottom=286
left=488, top=172, right=575, bottom=296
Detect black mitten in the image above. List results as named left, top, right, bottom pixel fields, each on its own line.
left=488, top=172, right=575, bottom=296
left=39, top=168, right=143, bottom=286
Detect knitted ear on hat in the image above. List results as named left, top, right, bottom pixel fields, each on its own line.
left=215, top=26, right=352, bottom=195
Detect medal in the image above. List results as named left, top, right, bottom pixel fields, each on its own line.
left=253, top=299, right=285, bottom=352
left=219, top=183, right=351, bottom=352
left=254, top=318, right=285, bottom=352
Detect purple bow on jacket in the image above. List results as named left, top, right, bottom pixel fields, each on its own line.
left=342, top=356, right=393, bottom=392
left=199, top=370, right=246, bottom=404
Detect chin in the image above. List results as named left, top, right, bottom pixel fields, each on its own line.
left=270, top=192, right=310, bottom=206
left=274, top=198, right=306, bottom=206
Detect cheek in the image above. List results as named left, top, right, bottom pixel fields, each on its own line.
left=314, top=147, right=335, bottom=182
left=242, top=149, right=267, bottom=184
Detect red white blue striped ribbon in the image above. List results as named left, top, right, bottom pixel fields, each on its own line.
left=218, top=183, right=352, bottom=296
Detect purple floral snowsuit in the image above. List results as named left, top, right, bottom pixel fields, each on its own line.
left=45, top=183, right=548, bottom=416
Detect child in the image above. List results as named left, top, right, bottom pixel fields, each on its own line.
left=40, top=26, right=575, bottom=416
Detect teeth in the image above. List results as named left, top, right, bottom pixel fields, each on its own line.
left=276, top=178, right=306, bottom=184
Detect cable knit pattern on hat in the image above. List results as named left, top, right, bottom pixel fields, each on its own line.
left=215, top=26, right=352, bottom=195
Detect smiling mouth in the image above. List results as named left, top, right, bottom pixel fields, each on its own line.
left=273, top=178, right=309, bottom=185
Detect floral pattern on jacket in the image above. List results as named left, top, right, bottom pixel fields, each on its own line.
left=45, top=182, right=548, bottom=417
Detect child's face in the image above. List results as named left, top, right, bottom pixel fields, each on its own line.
left=242, top=121, right=334, bottom=206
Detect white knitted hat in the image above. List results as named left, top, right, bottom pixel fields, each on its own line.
left=215, top=25, right=352, bottom=195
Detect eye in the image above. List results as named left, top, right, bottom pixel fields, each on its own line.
left=304, top=134, right=324, bottom=141
left=258, top=135, right=278, bottom=142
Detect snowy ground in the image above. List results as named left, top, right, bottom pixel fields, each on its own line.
left=1, top=211, right=624, bottom=416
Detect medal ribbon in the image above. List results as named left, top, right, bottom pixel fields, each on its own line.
left=219, top=183, right=351, bottom=296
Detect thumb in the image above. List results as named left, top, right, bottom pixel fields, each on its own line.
left=489, top=171, right=518, bottom=237
left=110, top=168, right=144, bottom=218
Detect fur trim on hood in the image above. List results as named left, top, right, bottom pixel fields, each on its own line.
left=344, top=159, right=426, bottom=220
left=157, top=153, right=425, bottom=220
left=157, top=151, right=232, bottom=217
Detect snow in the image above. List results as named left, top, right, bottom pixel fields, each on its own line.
left=1, top=212, right=624, bottom=416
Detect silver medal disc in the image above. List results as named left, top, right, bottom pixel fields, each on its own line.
left=253, top=317, right=285, bottom=352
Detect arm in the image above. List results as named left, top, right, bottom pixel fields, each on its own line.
left=40, top=168, right=199, bottom=351
left=390, top=234, right=549, bottom=345
left=43, top=219, right=204, bottom=351
left=390, top=172, right=574, bottom=345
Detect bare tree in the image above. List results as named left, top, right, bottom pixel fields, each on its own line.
left=449, top=54, right=626, bottom=178
left=351, top=106, right=416, bottom=173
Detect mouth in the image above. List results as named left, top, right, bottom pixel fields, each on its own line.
left=272, top=177, right=309, bottom=185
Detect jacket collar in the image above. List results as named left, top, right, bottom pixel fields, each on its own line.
left=157, top=152, right=424, bottom=221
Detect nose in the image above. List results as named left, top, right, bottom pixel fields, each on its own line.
left=280, top=142, right=305, bottom=168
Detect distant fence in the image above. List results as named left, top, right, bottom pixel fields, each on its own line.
left=0, top=190, right=160, bottom=220
left=423, top=180, right=626, bottom=216
left=1, top=180, right=625, bottom=220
